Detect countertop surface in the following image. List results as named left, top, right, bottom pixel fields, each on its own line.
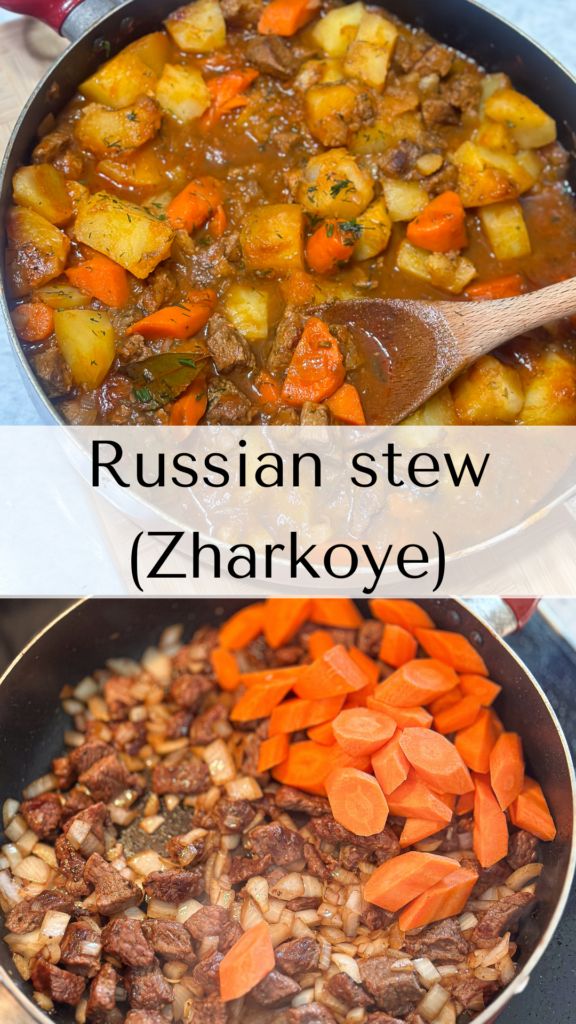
left=0, top=0, right=575, bottom=423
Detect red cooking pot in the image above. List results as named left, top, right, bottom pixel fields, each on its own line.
left=0, top=596, right=573, bottom=1023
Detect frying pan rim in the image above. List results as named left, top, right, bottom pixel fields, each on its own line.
left=0, top=595, right=574, bottom=1024
left=1, top=0, right=576, bottom=424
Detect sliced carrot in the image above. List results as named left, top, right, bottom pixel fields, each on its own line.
left=386, top=774, right=453, bottom=823
left=269, top=694, right=345, bottom=735
left=415, top=629, right=488, bottom=676
left=368, top=699, right=433, bottom=729
left=254, top=371, right=281, bottom=406
left=466, top=274, right=526, bottom=301
left=406, top=191, right=467, bottom=253
left=202, top=69, right=259, bottom=129
left=399, top=818, right=445, bottom=848
left=294, top=644, right=370, bottom=700
left=264, top=597, right=312, bottom=649
left=219, top=603, right=265, bottom=650
left=66, top=254, right=129, bottom=308
left=349, top=646, right=380, bottom=685
left=170, top=377, right=208, bottom=425
left=370, top=599, right=435, bottom=633
left=306, top=219, right=355, bottom=275
left=281, top=317, right=345, bottom=407
left=343, top=681, right=377, bottom=709
left=258, top=733, right=289, bottom=772
left=11, top=301, right=54, bottom=342
left=374, top=659, right=458, bottom=708
left=307, top=721, right=335, bottom=745
left=168, top=176, right=222, bottom=232
left=372, top=733, right=410, bottom=795
left=456, top=791, right=475, bottom=815
left=379, top=624, right=418, bottom=668
left=398, top=866, right=478, bottom=931
left=489, top=731, right=525, bottom=811
left=307, top=629, right=336, bottom=660
left=473, top=773, right=508, bottom=868
left=210, top=646, right=240, bottom=691
left=310, top=598, right=363, bottom=629
left=399, top=727, right=473, bottom=795
left=209, top=204, right=227, bottom=239
left=459, top=674, right=501, bottom=706
left=127, top=289, right=216, bottom=339
left=271, top=740, right=339, bottom=795
left=435, top=696, right=481, bottom=735
left=509, top=777, right=556, bottom=841
left=455, top=708, right=501, bottom=774
left=326, top=383, right=366, bottom=425
left=258, top=0, right=320, bottom=35
left=332, top=708, right=396, bottom=757
left=231, top=681, right=294, bottom=722
left=363, top=851, right=458, bottom=912
left=219, top=920, right=274, bottom=1001
left=238, top=665, right=308, bottom=689
left=326, top=766, right=389, bottom=837
left=429, top=687, right=463, bottom=716
left=280, top=269, right=317, bottom=307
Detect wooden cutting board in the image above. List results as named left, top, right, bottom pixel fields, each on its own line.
left=0, top=15, right=67, bottom=158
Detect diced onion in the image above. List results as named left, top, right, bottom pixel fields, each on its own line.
left=5, top=928, right=45, bottom=956
left=505, top=863, right=543, bottom=891
left=458, top=911, right=478, bottom=932
left=129, top=850, right=166, bottom=877
left=14, top=855, right=53, bottom=884
left=2, top=844, right=22, bottom=870
left=106, top=657, right=141, bottom=676
left=245, top=875, right=269, bottom=913
left=62, top=699, right=85, bottom=716
left=418, top=983, right=450, bottom=1022
left=73, top=677, right=99, bottom=701
left=17, top=830, right=40, bottom=857
left=40, top=911, right=71, bottom=940
left=203, top=739, right=236, bottom=785
left=109, top=807, right=139, bottom=827
left=240, top=895, right=264, bottom=930
left=5, top=814, right=27, bottom=843
left=291, top=988, right=315, bottom=1007
left=2, top=799, right=19, bottom=829
left=139, top=814, right=165, bottom=834
left=22, top=774, right=57, bottom=799
left=414, top=957, right=442, bottom=987
left=146, top=898, right=178, bottom=921
left=271, top=874, right=323, bottom=901
left=225, top=775, right=262, bottom=801
left=32, top=843, right=58, bottom=867
left=331, top=955, right=361, bottom=984
left=175, top=898, right=203, bottom=924
left=0, top=869, right=24, bottom=908
left=433, top=1001, right=457, bottom=1024
left=142, top=648, right=172, bottom=685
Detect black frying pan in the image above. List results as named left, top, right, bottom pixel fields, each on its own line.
left=0, top=0, right=575, bottom=421
left=0, top=597, right=574, bottom=1024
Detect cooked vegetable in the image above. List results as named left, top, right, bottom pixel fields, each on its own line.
left=415, top=629, right=488, bottom=675
left=65, top=255, right=129, bottom=309
left=170, top=378, right=209, bottom=425
left=6, top=207, right=70, bottom=297
left=310, top=598, right=364, bottom=629
left=156, top=64, right=211, bottom=122
left=11, top=302, right=54, bottom=343
left=97, top=146, right=164, bottom=189
left=306, top=219, right=356, bottom=274
left=167, top=177, right=222, bottom=232
left=343, top=11, right=398, bottom=90
left=490, top=732, right=525, bottom=810
left=281, top=316, right=345, bottom=405
left=36, top=283, right=87, bottom=310
left=371, top=733, right=410, bottom=794
left=453, top=140, right=535, bottom=207
left=125, top=350, right=210, bottom=410
left=466, top=273, right=526, bottom=300
left=269, top=695, right=345, bottom=735
left=332, top=707, right=395, bottom=756
left=406, top=191, right=467, bottom=252
left=311, top=2, right=364, bottom=57
left=379, top=624, right=417, bottom=667
left=353, top=198, right=392, bottom=260
left=396, top=241, right=477, bottom=294
left=399, top=727, right=473, bottom=795
left=219, top=604, right=265, bottom=649
left=264, top=597, right=312, bottom=649
left=219, top=920, right=275, bottom=1001
left=75, top=96, right=161, bottom=158
left=165, top=0, right=227, bottom=53
left=74, top=192, right=174, bottom=279
left=304, top=82, right=360, bottom=147
left=452, top=355, right=524, bottom=424
left=54, top=309, right=115, bottom=389
left=240, top=204, right=304, bottom=273
left=126, top=289, right=216, bottom=339
left=370, top=599, right=435, bottom=632
left=510, top=777, right=556, bottom=840
left=374, top=659, right=458, bottom=708
left=210, top=646, right=240, bottom=690
left=298, top=149, right=374, bottom=219
left=258, top=733, right=290, bottom=771
left=381, top=178, right=429, bottom=222
left=231, top=679, right=295, bottom=721
left=326, top=383, right=366, bottom=424
left=12, top=165, right=72, bottom=226
left=326, top=766, right=389, bottom=836
left=258, top=0, right=320, bottom=36
left=294, top=643, right=370, bottom=700
left=473, top=772, right=509, bottom=867
left=79, top=48, right=158, bottom=108
left=399, top=816, right=443, bottom=847
left=479, top=201, right=531, bottom=260
left=224, top=283, right=268, bottom=341
left=455, top=708, right=502, bottom=774
left=202, top=69, right=259, bottom=128
left=308, top=720, right=336, bottom=744
left=399, top=866, right=478, bottom=930
left=484, top=87, right=556, bottom=148
left=363, top=851, right=458, bottom=912
left=520, top=351, right=576, bottom=425
left=370, top=700, right=433, bottom=729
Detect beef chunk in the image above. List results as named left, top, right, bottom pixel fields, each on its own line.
left=79, top=753, right=136, bottom=802
left=101, top=917, right=154, bottom=967
left=304, top=841, right=337, bottom=879
left=170, top=673, right=213, bottom=710
left=247, top=822, right=305, bottom=864
left=185, top=1000, right=228, bottom=1024
left=213, top=797, right=256, bottom=833
left=189, top=704, right=229, bottom=745
left=327, top=972, right=371, bottom=1007
left=421, top=98, right=459, bottom=127
left=165, top=709, right=194, bottom=739
left=125, top=964, right=173, bottom=1009
left=61, top=787, right=94, bottom=821
left=206, top=313, right=255, bottom=372
left=112, top=720, right=147, bottom=755
left=450, top=974, right=498, bottom=1009
left=413, top=43, right=454, bottom=77
left=377, top=140, right=421, bottom=178
left=144, top=867, right=204, bottom=903
left=60, top=920, right=102, bottom=976
left=185, top=904, right=230, bottom=939
left=205, top=378, right=254, bottom=425
left=241, top=731, right=266, bottom=779
left=289, top=1005, right=337, bottom=1024
left=308, top=817, right=400, bottom=859
left=31, top=959, right=86, bottom=1005
left=471, top=891, right=536, bottom=948
left=422, top=163, right=459, bottom=197
left=252, top=968, right=301, bottom=1005
left=275, top=786, right=329, bottom=817
left=361, top=904, right=395, bottom=931
left=357, top=620, right=383, bottom=657
left=104, top=676, right=138, bottom=720
left=55, top=835, right=89, bottom=895
left=508, top=830, right=539, bottom=870
left=192, top=951, right=224, bottom=994
left=300, top=401, right=330, bottom=425
left=125, top=1014, right=168, bottom=1024
left=21, top=792, right=63, bottom=838
left=52, top=755, right=74, bottom=790
left=404, top=918, right=469, bottom=963
left=275, top=937, right=320, bottom=976
left=442, top=71, right=481, bottom=112
left=86, top=963, right=120, bottom=1022
left=246, top=34, right=297, bottom=79
left=267, top=309, right=305, bottom=374
left=62, top=800, right=110, bottom=856
left=271, top=644, right=304, bottom=666
left=152, top=753, right=210, bottom=795
left=230, top=853, right=273, bottom=884
left=359, top=958, right=424, bottom=1016
left=219, top=0, right=261, bottom=26
left=70, top=741, right=114, bottom=777
left=84, top=853, right=141, bottom=916
left=142, top=919, right=196, bottom=963
left=6, top=889, right=74, bottom=933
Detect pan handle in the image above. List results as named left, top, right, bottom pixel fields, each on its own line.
left=466, top=598, right=539, bottom=637
left=0, top=0, right=118, bottom=39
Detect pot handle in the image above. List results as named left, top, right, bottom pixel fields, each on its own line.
left=0, top=0, right=118, bottom=38
left=466, top=598, right=539, bottom=637
left=504, top=599, right=540, bottom=630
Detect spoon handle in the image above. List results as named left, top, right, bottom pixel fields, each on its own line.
left=440, top=277, right=576, bottom=360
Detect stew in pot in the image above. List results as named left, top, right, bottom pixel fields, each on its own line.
left=5, top=0, right=576, bottom=424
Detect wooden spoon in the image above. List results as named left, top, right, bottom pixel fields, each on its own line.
left=318, top=277, right=576, bottom=423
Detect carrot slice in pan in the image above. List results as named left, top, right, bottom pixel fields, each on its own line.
left=326, top=383, right=366, bottom=425
left=210, top=647, right=240, bottom=691
left=363, top=851, right=458, bottom=912
left=398, top=866, right=479, bottom=931
left=258, top=0, right=320, bottom=35
left=489, top=731, right=525, bottom=810
left=271, top=740, right=338, bottom=794
left=264, top=597, right=312, bottom=649
left=343, top=681, right=377, bottom=709
left=415, top=629, right=488, bottom=676
left=258, top=734, right=289, bottom=772
left=269, top=694, right=344, bottom=735
left=435, top=696, right=481, bottom=735
left=127, top=289, right=215, bottom=338
left=238, top=665, right=308, bottom=689
left=455, top=708, right=501, bottom=773
left=372, top=733, right=410, bottom=795
left=399, top=817, right=445, bottom=848
left=310, top=598, right=364, bottom=629
left=406, top=191, right=467, bottom=253
left=386, top=774, right=453, bottom=823
left=379, top=624, right=418, bottom=668
left=367, top=699, right=433, bottom=729
left=459, top=674, right=502, bottom=706
left=307, top=721, right=336, bottom=745
left=219, top=603, right=265, bottom=650
left=11, top=301, right=54, bottom=342
left=231, top=681, right=294, bottom=722
left=349, top=646, right=380, bottom=685
left=326, top=766, right=389, bottom=837
left=219, top=920, right=275, bottom=1001
left=370, top=599, right=435, bottom=633
left=456, top=791, right=475, bottom=815
left=294, top=644, right=370, bottom=699
left=429, top=687, right=463, bottom=716
left=307, top=630, right=336, bottom=660
left=332, top=708, right=396, bottom=757
left=473, top=773, right=509, bottom=867
left=399, top=727, right=473, bottom=795
left=374, top=660, right=458, bottom=707
left=509, top=777, right=556, bottom=841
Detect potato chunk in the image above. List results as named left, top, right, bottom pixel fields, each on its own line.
left=165, top=0, right=226, bottom=53
left=97, top=145, right=163, bottom=189
left=452, top=140, right=534, bottom=207
left=484, top=88, right=556, bottom=149
left=240, top=204, right=304, bottom=274
left=12, top=165, right=72, bottom=226
left=80, top=50, right=158, bottom=109
left=521, top=352, right=576, bottom=425
left=452, top=355, right=524, bottom=424
left=298, top=149, right=374, bottom=219
left=36, top=283, right=87, bottom=309
left=381, top=179, right=428, bottom=222
left=124, top=32, right=171, bottom=75
left=343, top=12, right=398, bottom=91
left=75, top=96, right=161, bottom=158
left=156, top=64, right=211, bottom=122
left=54, top=309, right=115, bottom=389
left=354, top=198, right=392, bottom=261
left=479, top=201, right=531, bottom=261
left=304, top=82, right=359, bottom=147
left=74, top=192, right=174, bottom=279
left=311, top=2, right=364, bottom=57
left=5, top=206, right=70, bottom=297
left=397, top=241, right=476, bottom=294
left=224, top=283, right=268, bottom=341
left=402, top=387, right=457, bottom=425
